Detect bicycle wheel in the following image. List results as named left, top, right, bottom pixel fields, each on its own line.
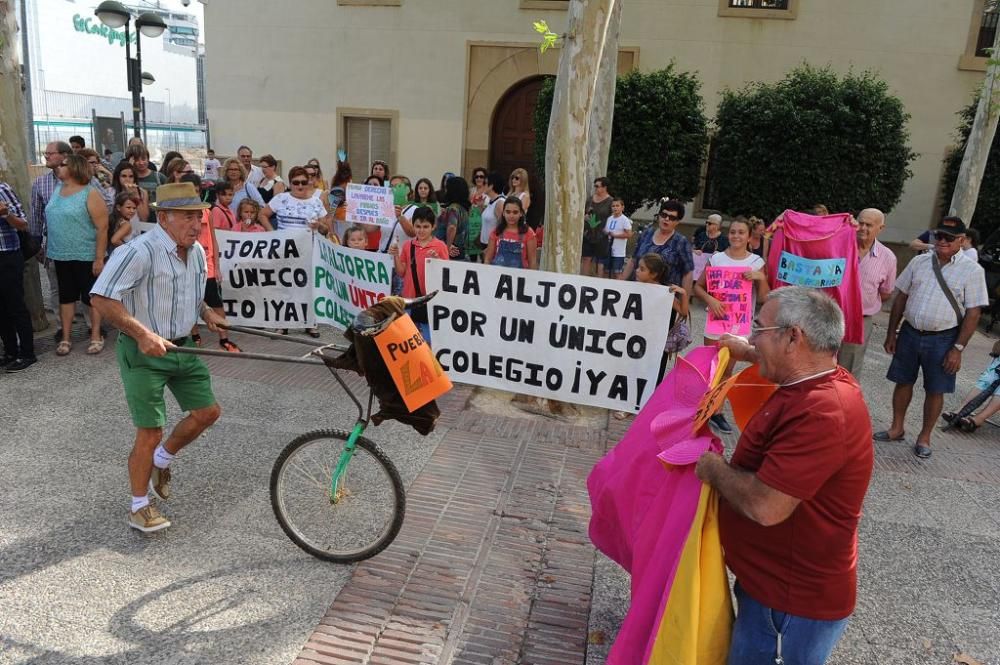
left=270, top=429, right=405, bottom=563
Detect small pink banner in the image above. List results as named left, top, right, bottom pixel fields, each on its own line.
left=705, top=266, right=753, bottom=337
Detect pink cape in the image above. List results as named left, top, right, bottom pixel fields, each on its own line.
left=587, top=347, right=724, bottom=663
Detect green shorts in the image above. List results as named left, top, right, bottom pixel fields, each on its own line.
left=116, top=334, right=217, bottom=428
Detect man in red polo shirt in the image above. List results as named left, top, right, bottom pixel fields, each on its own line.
left=696, top=286, right=873, bottom=664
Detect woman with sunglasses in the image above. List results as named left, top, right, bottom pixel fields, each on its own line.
left=163, top=159, right=194, bottom=184
left=470, top=167, right=489, bottom=208
left=256, top=154, right=286, bottom=204
left=306, top=159, right=326, bottom=200
left=507, top=168, right=532, bottom=215
left=619, top=199, right=694, bottom=299
left=260, top=166, right=331, bottom=338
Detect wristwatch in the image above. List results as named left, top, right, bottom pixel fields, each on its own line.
left=953, top=343, right=965, bottom=352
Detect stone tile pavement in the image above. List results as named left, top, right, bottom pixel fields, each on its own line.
left=1, top=304, right=998, bottom=664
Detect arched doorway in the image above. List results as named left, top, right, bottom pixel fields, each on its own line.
left=490, top=76, right=547, bottom=229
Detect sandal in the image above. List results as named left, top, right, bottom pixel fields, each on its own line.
left=191, top=333, right=203, bottom=347
left=219, top=338, right=242, bottom=353
left=307, top=327, right=321, bottom=338
left=957, top=416, right=979, bottom=433
left=942, top=411, right=958, bottom=423
left=56, top=340, right=72, bottom=356
left=86, top=338, right=105, bottom=355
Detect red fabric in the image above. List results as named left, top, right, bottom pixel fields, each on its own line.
left=399, top=238, right=449, bottom=298
left=719, top=367, right=873, bottom=620
left=197, top=210, right=217, bottom=279
left=366, top=228, right=382, bottom=251
left=767, top=211, right=864, bottom=344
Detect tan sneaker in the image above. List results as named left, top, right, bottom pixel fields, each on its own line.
left=149, top=466, right=172, bottom=501
left=128, top=505, right=171, bottom=532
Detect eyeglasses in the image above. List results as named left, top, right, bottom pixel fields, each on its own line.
left=749, top=323, right=789, bottom=339
left=658, top=213, right=680, bottom=220
left=933, top=231, right=960, bottom=242
left=511, top=175, right=520, bottom=181
left=474, top=174, right=486, bottom=180
left=290, top=179, right=309, bottom=186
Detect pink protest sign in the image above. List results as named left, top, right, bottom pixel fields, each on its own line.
left=705, top=266, right=753, bottom=336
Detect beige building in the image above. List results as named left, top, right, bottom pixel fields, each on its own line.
left=203, top=0, right=995, bottom=243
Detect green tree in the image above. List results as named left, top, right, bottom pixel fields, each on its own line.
left=941, top=95, right=1000, bottom=240
left=709, top=65, right=916, bottom=220
left=534, top=65, right=710, bottom=215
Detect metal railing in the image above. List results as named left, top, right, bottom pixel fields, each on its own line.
left=977, top=10, right=999, bottom=57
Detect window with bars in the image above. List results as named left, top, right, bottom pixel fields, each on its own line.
left=728, top=0, right=789, bottom=8
left=345, top=117, right=391, bottom=173
left=976, top=8, right=999, bottom=57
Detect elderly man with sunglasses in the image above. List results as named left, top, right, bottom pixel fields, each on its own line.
left=876, top=216, right=989, bottom=458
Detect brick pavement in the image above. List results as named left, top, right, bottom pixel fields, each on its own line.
left=292, top=387, right=609, bottom=665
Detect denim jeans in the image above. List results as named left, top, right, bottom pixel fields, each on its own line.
left=728, top=583, right=849, bottom=665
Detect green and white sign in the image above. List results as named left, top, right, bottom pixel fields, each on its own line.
left=72, top=14, right=137, bottom=47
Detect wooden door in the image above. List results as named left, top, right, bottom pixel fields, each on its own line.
left=490, top=77, right=545, bottom=229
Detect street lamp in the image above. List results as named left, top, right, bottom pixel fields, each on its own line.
left=94, top=1, right=166, bottom=139
left=140, top=72, right=155, bottom=144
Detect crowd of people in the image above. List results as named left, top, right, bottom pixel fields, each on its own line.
left=2, top=136, right=1000, bottom=663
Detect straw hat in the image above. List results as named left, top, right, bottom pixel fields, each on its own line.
left=150, top=183, right=210, bottom=211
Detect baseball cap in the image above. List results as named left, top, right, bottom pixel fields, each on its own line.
left=935, top=216, right=967, bottom=236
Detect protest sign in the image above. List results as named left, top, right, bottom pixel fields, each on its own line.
left=346, top=183, right=396, bottom=227
left=425, top=261, right=673, bottom=412
left=704, top=266, right=753, bottom=337
left=312, top=234, right=393, bottom=329
left=375, top=315, right=453, bottom=412
left=774, top=251, right=846, bottom=288
left=217, top=229, right=314, bottom=327
left=692, top=251, right=711, bottom=281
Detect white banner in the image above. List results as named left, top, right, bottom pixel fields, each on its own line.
left=346, top=183, right=396, bottom=227
left=312, top=234, right=393, bottom=329
left=425, top=261, right=674, bottom=413
left=217, top=229, right=314, bottom=327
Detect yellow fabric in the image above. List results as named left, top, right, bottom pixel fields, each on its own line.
left=647, top=486, right=733, bottom=665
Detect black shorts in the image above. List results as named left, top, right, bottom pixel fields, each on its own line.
left=204, top=278, right=223, bottom=309
left=582, top=237, right=610, bottom=259
left=54, top=260, right=96, bottom=305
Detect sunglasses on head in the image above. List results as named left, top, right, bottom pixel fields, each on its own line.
left=291, top=179, right=309, bottom=186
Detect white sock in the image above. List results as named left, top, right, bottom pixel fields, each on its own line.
left=131, top=495, right=150, bottom=513
left=153, top=445, right=175, bottom=469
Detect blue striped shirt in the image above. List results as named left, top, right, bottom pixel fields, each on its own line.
left=91, top=223, right=207, bottom=339
left=0, top=183, right=26, bottom=252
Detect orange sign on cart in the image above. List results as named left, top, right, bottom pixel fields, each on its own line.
left=374, top=314, right=452, bottom=412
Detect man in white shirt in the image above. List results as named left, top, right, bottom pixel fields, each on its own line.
left=237, top=145, right=263, bottom=187
left=876, top=216, right=989, bottom=458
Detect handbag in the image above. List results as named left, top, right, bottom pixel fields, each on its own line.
left=930, top=254, right=964, bottom=327
left=18, top=230, right=40, bottom=260
left=408, top=241, right=429, bottom=323
left=664, top=314, right=692, bottom=354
